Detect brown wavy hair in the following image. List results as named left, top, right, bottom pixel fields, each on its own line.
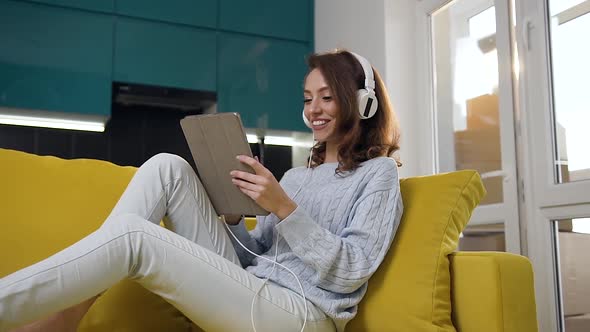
left=305, top=49, right=401, bottom=173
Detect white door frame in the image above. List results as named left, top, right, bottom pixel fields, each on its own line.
left=415, top=0, right=522, bottom=253
left=514, top=0, right=590, bottom=331
left=414, top=0, right=440, bottom=177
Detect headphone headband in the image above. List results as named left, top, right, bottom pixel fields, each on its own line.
left=349, top=52, right=375, bottom=91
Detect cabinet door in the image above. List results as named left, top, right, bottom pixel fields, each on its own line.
left=114, top=18, right=216, bottom=91
left=0, top=2, right=113, bottom=117
left=219, top=0, right=311, bottom=42
left=218, top=33, right=309, bottom=131
left=25, top=0, right=115, bottom=13
left=116, top=0, right=217, bottom=29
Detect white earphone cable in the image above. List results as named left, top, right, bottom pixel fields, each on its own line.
left=249, top=237, right=279, bottom=331
left=223, top=222, right=308, bottom=332
left=223, top=136, right=314, bottom=332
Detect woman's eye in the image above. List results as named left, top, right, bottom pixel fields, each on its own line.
left=303, top=98, right=312, bottom=104
left=322, top=96, right=332, bottom=101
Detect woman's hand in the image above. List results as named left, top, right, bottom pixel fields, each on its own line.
left=230, top=155, right=297, bottom=220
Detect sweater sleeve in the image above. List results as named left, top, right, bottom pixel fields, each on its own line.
left=226, top=168, right=299, bottom=267
left=274, top=165, right=402, bottom=294
left=227, top=215, right=275, bottom=267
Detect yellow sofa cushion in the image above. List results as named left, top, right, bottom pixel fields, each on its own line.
left=0, top=148, right=196, bottom=331
left=348, top=170, right=485, bottom=331
left=450, top=252, right=538, bottom=332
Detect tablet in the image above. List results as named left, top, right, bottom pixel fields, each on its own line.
left=180, top=113, right=269, bottom=216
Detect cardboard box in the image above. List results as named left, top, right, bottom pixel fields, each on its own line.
left=559, top=232, right=590, bottom=316
left=454, top=94, right=504, bottom=205
left=560, top=164, right=571, bottom=183
left=459, top=233, right=505, bottom=252
left=466, top=94, right=499, bottom=130
left=481, top=176, right=503, bottom=205
left=558, top=219, right=573, bottom=232
left=463, top=223, right=504, bottom=235
left=456, top=94, right=501, bottom=169
left=454, top=129, right=502, bottom=165
left=565, top=314, right=590, bottom=332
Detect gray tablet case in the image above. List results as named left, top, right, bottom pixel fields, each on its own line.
left=180, top=113, right=269, bottom=216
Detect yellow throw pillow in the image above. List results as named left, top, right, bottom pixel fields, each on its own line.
left=0, top=148, right=195, bottom=332
left=348, top=170, right=485, bottom=331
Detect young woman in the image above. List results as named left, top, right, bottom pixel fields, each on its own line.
left=0, top=50, right=403, bottom=332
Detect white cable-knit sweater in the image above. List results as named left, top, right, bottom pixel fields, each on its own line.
left=228, top=157, right=403, bottom=331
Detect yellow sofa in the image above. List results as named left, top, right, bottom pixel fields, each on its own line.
left=0, top=148, right=538, bottom=331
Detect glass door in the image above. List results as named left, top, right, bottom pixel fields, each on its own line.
left=521, top=0, right=590, bottom=206
left=421, top=0, right=521, bottom=253
left=515, top=0, right=590, bottom=330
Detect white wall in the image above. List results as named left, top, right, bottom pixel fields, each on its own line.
left=314, top=0, right=388, bottom=77
left=315, top=0, right=422, bottom=178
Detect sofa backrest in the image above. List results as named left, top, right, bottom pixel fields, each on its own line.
left=347, top=170, right=485, bottom=331
left=0, top=148, right=137, bottom=273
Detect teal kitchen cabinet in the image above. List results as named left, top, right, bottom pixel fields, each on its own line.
left=24, top=0, right=115, bottom=13
left=0, top=1, right=113, bottom=117
left=114, top=18, right=216, bottom=92
left=115, top=0, right=217, bottom=29
left=219, top=0, right=311, bottom=42
left=218, top=33, right=309, bottom=131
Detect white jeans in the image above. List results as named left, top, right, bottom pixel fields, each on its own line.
left=0, top=153, right=335, bottom=332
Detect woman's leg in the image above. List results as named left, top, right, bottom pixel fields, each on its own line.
left=10, top=296, right=98, bottom=332
left=103, top=155, right=333, bottom=331
left=107, top=153, right=239, bottom=264
left=1, top=215, right=334, bottom=332
left=0, top=153, right=239, bottom=330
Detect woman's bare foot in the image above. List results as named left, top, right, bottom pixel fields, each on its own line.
left=10, top=296, right=99, bottom=332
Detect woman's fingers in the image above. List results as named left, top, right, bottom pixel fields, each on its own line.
left=236, top=155, right=270, bottom=176
left=231, top=178, right=262, bottom=192
left=237, top=186, right=258, bottom=200
left=230, top=170, right=264, bottom=184
left=231, top=154, right=289, bottom=214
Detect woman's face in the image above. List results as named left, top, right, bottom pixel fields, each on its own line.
left=303, top=68, right=340, bottom=143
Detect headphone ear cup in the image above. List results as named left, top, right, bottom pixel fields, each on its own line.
left=357, top=89, right=379, bottom=119
left=302, top=109, right=312, bottom=128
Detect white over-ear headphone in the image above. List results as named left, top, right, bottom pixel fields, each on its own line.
left=303, top=51, right=379, bottom=128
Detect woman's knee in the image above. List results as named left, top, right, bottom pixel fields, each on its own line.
left=142, top=153, right=193, bottom=178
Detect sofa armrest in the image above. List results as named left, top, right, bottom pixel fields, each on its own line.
left=449, top=251, right=538, bottom=332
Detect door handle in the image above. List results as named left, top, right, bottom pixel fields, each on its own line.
left=521, top=17, right=533, bottom=51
